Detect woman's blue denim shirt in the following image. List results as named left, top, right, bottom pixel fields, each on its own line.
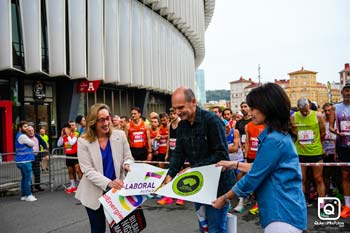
left=232, top=128, right=307, bottom=230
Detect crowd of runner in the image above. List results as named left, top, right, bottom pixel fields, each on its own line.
left=210, top=79, right=350, bottom=219
left=60, top=79, right=350, bottom=220
left=14, top=80, right=350, bottom=233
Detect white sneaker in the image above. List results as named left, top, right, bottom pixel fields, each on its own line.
left=25, top=195, right=37, bottom=202
left=233, top=202, right=245, bottom=213
left=20, top=196, right=26, bottom=201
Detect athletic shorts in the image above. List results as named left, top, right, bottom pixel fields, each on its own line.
left=323, top=154, right=335, bottom=163
left=299, top=154, right=323, bottom=163
left=130, top=147, right=147, bottom=161
left=246, top=158, right=255, bottom=163
left=336, top=146, right=350, bottom=162
left=153, top=153, right=166, bottom=162
left=66, top=153, right=79, bottom=167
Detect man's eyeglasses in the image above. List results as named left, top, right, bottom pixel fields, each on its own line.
left=97, top=116, right=111, bottom=123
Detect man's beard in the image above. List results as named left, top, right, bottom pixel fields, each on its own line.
left=343, top=96, right=350, bottom=101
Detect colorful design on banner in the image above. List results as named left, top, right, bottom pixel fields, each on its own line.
left=119, top=163, right=168, bottom=196
left=173, top=171, right=204, bottom=196
left=154, top=164, right=221, bottom=205
left=99, top=188, right=148, bottom=225
left=119, top=196, right=144, bottom=211
left=145, top=171, right=165, bottom=180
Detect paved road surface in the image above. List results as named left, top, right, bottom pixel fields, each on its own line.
left=1, top=190, right=350, bottom=233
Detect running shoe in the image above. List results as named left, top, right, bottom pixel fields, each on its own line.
left=166, top=197, right=174, bottom=204
left=309, top=191, right=318, bottom=201
left=21, top=196, right=27, bottom=201
left=249, top=204, right=259, bottom=215
left=233, top=202, right=245, bottom=213
left=332, top=188, right=339, bottom=196
left=176, top=199, right=185, bottom=206
left=65, top=186, right=77, bottom=194
left=341, top=206, right=350, bottom=219
left=25, top=195, right=37, bottom=202
left=306, top=200, right=313, bottom=208
left=157, top=197, right=173, bottom=205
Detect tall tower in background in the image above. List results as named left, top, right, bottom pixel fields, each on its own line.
left=195, top=69, right=207, bottom=106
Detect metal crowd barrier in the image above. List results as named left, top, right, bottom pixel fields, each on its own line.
left=0, top=151, right=51, bottom=196
left=300, top=162, right=350, bottom=167
left=49, top=153, right=79, bottom=192
left=0, top=148, right=81, bottom=195
left=1, top=149, right=349, bottom=197
left=0, top=152, right=20, bottom=195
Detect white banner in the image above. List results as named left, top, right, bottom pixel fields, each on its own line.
left=103, top=206, right=115, bottom=227
left=118, top=163, right=168, bottom=196
left=155, top=164, right=222, bottom=205
left=99, top=188, right=148, bottom=225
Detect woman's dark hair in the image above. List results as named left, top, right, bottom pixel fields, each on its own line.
left=246, top=83, right=291, bottom=133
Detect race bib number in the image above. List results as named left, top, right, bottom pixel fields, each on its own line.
left=133, top=132, right=144, bottom=143
left=159, top=138, right=167, bottom=147
left=169, top=138, right=176, bottom=150
left=324, top=132, right=337, bottom=141
left=249, top=137, right=259, bottom=151
left=298, top=130, right=315, bottom=144
left=324, top=122, right=337, bottom=140
left=241, top=134, right=246, bottom=143
left=340, top=121, right=350, bottom=135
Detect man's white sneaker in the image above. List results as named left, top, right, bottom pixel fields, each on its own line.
left=20, top=196, right=26, bottom=201
left=25, top=195, right=37, bottom=202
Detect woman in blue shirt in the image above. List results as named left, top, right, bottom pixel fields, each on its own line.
left=212, top=83, right=307, bottom=233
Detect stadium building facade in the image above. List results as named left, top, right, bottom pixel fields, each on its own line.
left=0, top=0, right=215, bottom=154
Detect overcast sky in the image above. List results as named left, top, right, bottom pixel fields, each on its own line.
left=199, top=0, right=350, bottom=90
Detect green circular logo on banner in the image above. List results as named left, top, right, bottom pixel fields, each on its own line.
left=172, top=171, right=204, bottom=196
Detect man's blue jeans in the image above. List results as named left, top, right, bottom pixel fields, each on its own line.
left=16, top=162, right=33, bottom=197
left=195, top=202, right=229, bottom=233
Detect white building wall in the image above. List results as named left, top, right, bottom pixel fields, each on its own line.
left=19, top=0, right=42, bottom=73
left=46, top=0, right=66, bottom=76
left=230, top=81, right=253, bottom=113
left=0, top=0, right=12, bottom=70
left=1, top=0, right=215, bottom=93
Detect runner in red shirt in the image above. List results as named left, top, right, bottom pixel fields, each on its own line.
left=126, top=107, right=152, bottom=161
left=156, top=113, right=169, bottom=169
